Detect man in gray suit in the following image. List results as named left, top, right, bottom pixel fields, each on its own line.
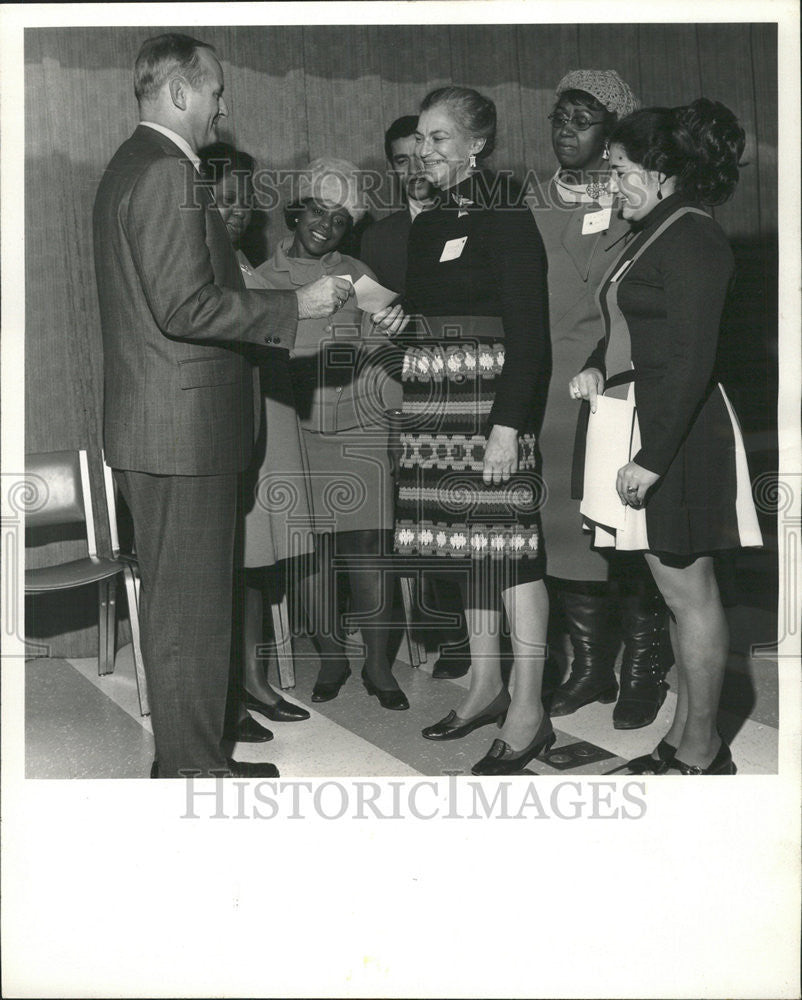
left=93, top=34, right=400, bottom=777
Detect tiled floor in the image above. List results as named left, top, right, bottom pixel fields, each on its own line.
left=25, top=602, right=779, bottom=778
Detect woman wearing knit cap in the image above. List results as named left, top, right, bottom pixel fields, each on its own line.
left=571, top=99, right=762, bottom=774
left=537, top=69, right=674, bottom=731
left=256, top=158, right=410, bottom=710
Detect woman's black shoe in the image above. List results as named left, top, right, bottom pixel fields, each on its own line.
left=224, top=715, right=274, bottom=743
left=422, top=687, right=510, bottom=741
left=667, top=740, right=736, bottom=775
left=626, top=738, right=676, bottom=774
left=242, top=691, right=310, bottom=722
left=431, top=646, right=471, bottom=679
left=361, top=669, right=409, bottom=710
left=311, top=666, right=351, bottom=703
left=471, top=715, right=556, bottom=775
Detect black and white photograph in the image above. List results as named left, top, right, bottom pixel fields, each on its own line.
left=1, top=2, right=799, bottom=998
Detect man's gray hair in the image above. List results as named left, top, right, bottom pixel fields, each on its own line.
left=134, top=33, right=215, bottom=104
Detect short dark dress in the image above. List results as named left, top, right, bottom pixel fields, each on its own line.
left=393, top=170, right=551, bottom=601
left=581, top=193, right=762, bottom=556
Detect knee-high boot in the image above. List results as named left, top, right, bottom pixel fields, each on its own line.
left=613, top=588, right=673, bottom=729
left=549, top=582, right=620, bottom=717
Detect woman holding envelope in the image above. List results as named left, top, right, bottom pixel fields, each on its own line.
left=396, top=86, right=553, bottom=774
left=256, top=158, right=409, bottom=709
left=570, top=100, right=762, bottom=775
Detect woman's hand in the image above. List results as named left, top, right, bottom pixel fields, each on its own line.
left=569, top=368, right=605, bottom=413
left=483, top=424, right=518, bottom=485
left=616, top=461, right=660, bottom=507
left=371, top=303, right=408, bottom=337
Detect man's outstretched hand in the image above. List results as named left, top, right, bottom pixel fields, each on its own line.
left=296, top=275, right=354, bottom=319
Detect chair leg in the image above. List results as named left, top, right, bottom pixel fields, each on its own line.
left=270, top=595, right=295, bottom=690
left=106, top=577, right=118, bottom=674
left=399, top=574, right=427, bottom=668
left=123, top=564, right=150, bottom=716
left=98, top=579, right=112, bottom=675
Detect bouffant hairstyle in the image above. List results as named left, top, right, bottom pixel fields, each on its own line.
left=420, top=86, right=497, bottom=160
left=610, top=98, right=745, bottom=205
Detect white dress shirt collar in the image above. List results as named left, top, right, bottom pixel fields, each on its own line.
left=140, top=121, right=201, bottom=173
left=408, top=195, right=440, bottom=221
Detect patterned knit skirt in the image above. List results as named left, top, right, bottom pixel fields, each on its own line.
left=393, top=316, right=545, bottom=606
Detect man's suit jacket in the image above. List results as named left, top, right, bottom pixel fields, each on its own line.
left=93, top=125, right=298, bottom=475
left=358, top=209, right=412, bottom=295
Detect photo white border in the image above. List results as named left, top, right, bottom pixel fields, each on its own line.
left=2, top=3, right=800, bottom=998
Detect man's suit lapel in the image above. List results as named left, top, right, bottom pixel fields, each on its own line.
left=137, top=126, right=243, bottom=291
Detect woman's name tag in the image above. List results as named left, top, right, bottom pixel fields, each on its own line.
left=439, top=236, right=468, bottom=262
left=581, top=208, right=612, bottom=235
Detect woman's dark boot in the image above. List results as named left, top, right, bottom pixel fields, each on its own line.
left=613, top=590, right=673, bottom=730
left=549, top=584, right=620, bottom=717
left=542, top=579, right=568, bottom=699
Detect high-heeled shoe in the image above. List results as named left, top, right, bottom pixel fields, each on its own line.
left=224, top=714, right=274, bottom=743
left=626, top=738, right=676, bottom=775
left=311, top=666, right=351, bottom=703
left=241, top=690, right=310, bottom=722
left=667, top=740, right=737, bottom=775
left=471, top=715, right=557, bottom=775
left=361, top=669, right=409, bottom=711
left=431, top=643, right=471, bottom=679
left=421, top=687, right=510, bottom=741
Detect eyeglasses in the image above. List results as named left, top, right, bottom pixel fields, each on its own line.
left=548, top=111, right=606, bottom=131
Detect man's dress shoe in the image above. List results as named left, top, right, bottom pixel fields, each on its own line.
left=151, top=759, right=279, bottom=778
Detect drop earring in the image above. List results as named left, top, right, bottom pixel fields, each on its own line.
left=469, top=153, right=477, bottom=169
left=602, top=143, right=609, bottom=161
left=657, top=176, right=663, bottom=200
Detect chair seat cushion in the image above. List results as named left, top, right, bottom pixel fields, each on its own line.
left=26, top=557, right=127, bottom=593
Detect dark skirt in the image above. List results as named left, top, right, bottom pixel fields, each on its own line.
left=640, top=382, right=762, bottom=555
left=393, top=315, right=545, bottom=606
left=574, top=379, right=762, bottom=557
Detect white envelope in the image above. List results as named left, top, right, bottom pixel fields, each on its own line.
left=579, top=393, right=635, bottom=530
left=336, top=274, right=399, bottom=313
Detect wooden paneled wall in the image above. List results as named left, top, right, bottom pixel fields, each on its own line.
left=24, top=23, right=777, bottom=654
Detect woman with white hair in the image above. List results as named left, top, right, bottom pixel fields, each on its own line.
left=255, top=158, right=409, bottom=710
left=398, top=86, right=553, bottom=774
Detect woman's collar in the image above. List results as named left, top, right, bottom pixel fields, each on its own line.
left=272, top=234, right=343, bottom=277
left=630, top=190, right=694, bottom=232
left=553, top=167, right=614, bottom=206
